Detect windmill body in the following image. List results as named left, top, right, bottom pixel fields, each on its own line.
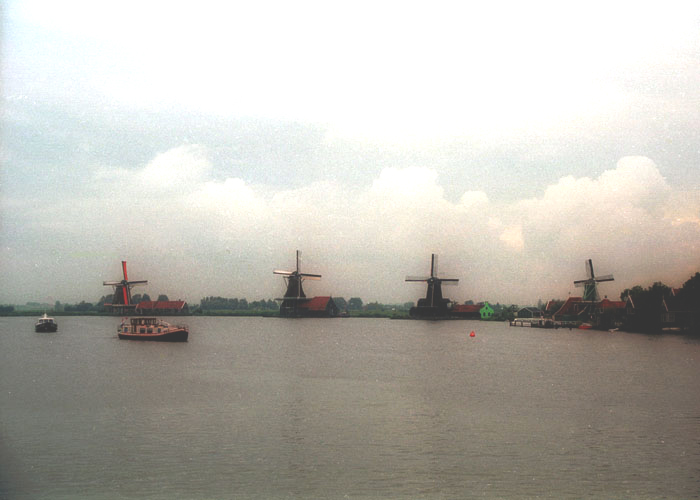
left=405, top=254, right=459, bottom=319
left=103, top=261, right=148, bottom=314
left=274, top=251, right=333, bottom=317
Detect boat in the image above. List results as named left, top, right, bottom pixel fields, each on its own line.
left=35, top=313, right=58, bottom=332
left=578, top=323, right=593, bottom=330
left=118, top=317, right=188, bottom=342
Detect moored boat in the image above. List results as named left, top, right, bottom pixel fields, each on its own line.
left=35, top=313, right=58, bottom=332
left=118, top=317, right=188, bottom=342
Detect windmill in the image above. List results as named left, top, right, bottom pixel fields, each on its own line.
left=574, top=259, right=614, bottom=302
left=103, top=261, right=148, bottom=312
left=406, top=254, right=459, bottom=317
left=274, top=250, right=322, bottom=316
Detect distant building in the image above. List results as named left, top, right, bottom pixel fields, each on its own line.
left=662, top=288, right=697, bottom=331
left=295, top=296, right=340, bottom=318
left=452, top=303, right=482, bottom=319
left=552, top=297, right=587, bottom=322
left=135, top=300, right=188, bottom=315
left=593, top=298, right=627, bottom=329
left=480, top=302, right=494, bottom=320
left=517, top=307, right=543, bottom=318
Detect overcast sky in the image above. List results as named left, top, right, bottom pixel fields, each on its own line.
left=2, top=1, right=700, bottom=306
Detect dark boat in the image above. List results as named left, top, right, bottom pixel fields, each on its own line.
left=118, top=317, right=188, bottom=342
left=35, top=313, right=58, bottom=332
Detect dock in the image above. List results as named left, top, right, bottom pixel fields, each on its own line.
left=509, top=318, right=578, bottom=329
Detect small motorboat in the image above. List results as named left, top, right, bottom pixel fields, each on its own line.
left=118, top=317, right=188, bottom=342
left=35, top=313, right=58, bottom=332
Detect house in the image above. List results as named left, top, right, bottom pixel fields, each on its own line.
left=452, top=303, right=481, bottom=319
left=480, top=302, right=494, bottom=320
left=135, top=300, right=188, bottom=315
left=296, top=296, right=340, bottom=318
left=517, top=307, right=543, bottom=318
left=552, top=297, right=587, bottom=322
left=662, top=288, right=696, bottom=330
left=593, top=298, right=627, bottom=329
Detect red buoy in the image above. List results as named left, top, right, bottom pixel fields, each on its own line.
left=470, top=331, right=475, bottom=337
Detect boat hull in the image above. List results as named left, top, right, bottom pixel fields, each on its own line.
left=118, top=328, right=188, bottom=342
left=35, top=323, right=58, bottom=333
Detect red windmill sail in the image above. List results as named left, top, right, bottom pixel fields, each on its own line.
left=103, top=260, right=148, bottom=308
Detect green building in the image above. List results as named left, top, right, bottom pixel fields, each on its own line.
left=480, top=302, right=494, bottom=320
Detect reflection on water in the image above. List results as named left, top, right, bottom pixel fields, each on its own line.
left=1, top=316, right=699, bottom=499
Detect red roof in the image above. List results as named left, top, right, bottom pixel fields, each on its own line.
left=553, top=296, right=583, bottom=317
left=136, top=300, right=187, bottom=311
left=298, top=296, right=332, bottom=311
left=597, top=298, right=626, bottom=310
left=452, top=304, right=481, bottom=313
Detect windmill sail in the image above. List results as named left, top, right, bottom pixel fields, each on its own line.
left=574, top=259, right=614, bottom=302
left=103, top=261, right=147, bottom=309
left=405, top=254, right=459, bottom=317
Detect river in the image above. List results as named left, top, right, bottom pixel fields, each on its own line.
left=1, top=316, right=699, bottom=499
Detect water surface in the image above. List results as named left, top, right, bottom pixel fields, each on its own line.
left=1, top=316, right=699, bottom=499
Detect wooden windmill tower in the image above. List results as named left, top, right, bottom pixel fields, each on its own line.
left=574, top=259, right=614, bottom=302
left=405, top=254, right=459, bottom=318
left=103, top=261, right=148, bottom=314
left=274, top=250, right=322, bottom=317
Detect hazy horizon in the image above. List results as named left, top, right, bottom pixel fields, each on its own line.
left=2, top=1, right=699, bottom=306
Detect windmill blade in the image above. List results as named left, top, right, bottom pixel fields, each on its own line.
left=431, top=254, right=438, bottom=278
left=296, top=250, right=301, bottom=273
left=574, top=281, right=586, bottom=287
left=300, top=274, right=322, bottom=280
left=585, top=259, right=594, bottom=279
left=103, top=281, right=122, bottom=286
left=595, top=274, right=614, bottom=282
left=441, top=279, right=459, bottom=286
left=128, top=280, right=148, bottom=285
left=406, top=276, right=430, bottom=282
left=573, top=278, right=590, bottom=285
left=122, top=261, right=129, bottom=281
left=122, top=285, right=129, bottom=305
left=273, top=270, right=294, bottom=276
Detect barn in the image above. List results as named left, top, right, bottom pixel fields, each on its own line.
left=135, top=300, right=189, bottom=315
left=296, top=296, right=340, bottom=318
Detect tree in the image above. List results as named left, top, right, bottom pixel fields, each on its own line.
left=348, top=297, right=363, bottom=310
left=621, top=281, right=670, bottom=333
left=333, top=297, right=348, bottom=311
left=681, top=272, right=700, bottom=303
left=157, top=294, right=169, bottom=301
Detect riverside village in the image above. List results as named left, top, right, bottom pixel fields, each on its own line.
left=5, top=256, right=699, bottom=336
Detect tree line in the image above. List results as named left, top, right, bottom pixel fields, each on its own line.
left=618, top=272, right=700, bottom=333
left=199, top=296, right=279, bottom=311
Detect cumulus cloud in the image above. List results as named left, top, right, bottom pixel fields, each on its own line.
left=2, top=147, right=699, bottom=305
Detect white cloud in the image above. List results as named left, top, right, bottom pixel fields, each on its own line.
left=138, top=145, right=211, bottom=190
left=2, top=146, right=699, bottom=305
left=500, top=226, right=525, bottom=251
left=9, top=1, right=700, bottom=143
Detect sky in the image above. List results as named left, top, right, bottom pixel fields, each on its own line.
left=2, top=0, right=700, bottom=306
